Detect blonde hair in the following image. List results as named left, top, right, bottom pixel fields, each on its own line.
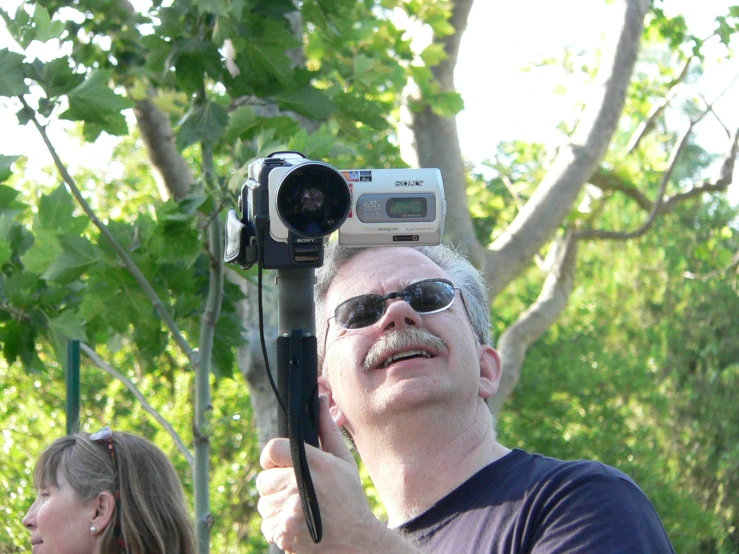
left=33, top=430, right=195, bottom=554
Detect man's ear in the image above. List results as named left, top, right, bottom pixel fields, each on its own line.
left=478, top=345, right=502, bottom=400
left=90, top=490, right=116, bottom=533
left=318, top=374, right=348, bottom=428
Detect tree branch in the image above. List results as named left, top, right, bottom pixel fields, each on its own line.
left=80, top=343, right=195, bottom=467
left=626, top=55, right=693, bottom=155
left=683, top=250, right=739, bottom=282
left=490, top=233, right=579, bottom=415
left=408, top=0, right=486, bottom=264
left=133, top=95, right=194, bottom=201
left=20, top=97, right=199, bottom=371
left=589, top=168, right=652, bottom=211
left=585, top=118, right=739, bottom=239
left=228, top=267, right=280, bottom=449
left=661, top=125, right=739, bottom=211
left=574, top=123, right=692, bottom=241
left=698, top=92, right=732, bottom=139
left=434, top=0, right=475, bottom=90
left=483, top=0, right=649, bottom=299
left=591, top=124, right=739, bottom=217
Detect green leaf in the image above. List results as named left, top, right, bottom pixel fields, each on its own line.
left=353, top=54, right=378, bottom=88
left=26, top=57, right=85, bottom=98
left=169, top=39, right=224, bottom=94
left=19, top=231, right=61, bottom=274
left=148, top=219, right=202, bottom=266
left=0, top=238, right=11, bottom=265
left=35, top=186, right=87, bottom=235
left=60, top=70, right=133, bottom=135
left=177, top=100, right=228, bottom=151
left=714, top=15, right=735, bottom=46
left=0, top=48, right=30, bottom=97
left=0, top=156, right=18, bottom=183
left=0, top=213, right=33, bottom=257
left=48, top=310, right=88, bottom=343
left=224, top=105, right=259, bottom=143
left=32, top=6, right=65, bottom=43
left=42, top=235, right=99, bottom=283
left=425, top=13, right=455, bottom=37
left=1, top=319, right=37, bottom=369
left=3, top=270, right=38, bottom=308
left=419, top=43, right=447, bottom=67
left=0, top=183, right=25, bottom=215
left=430, top=90, right=464, bottom=117
left=193, top=0, right=229, bottom=16
left=238, top=21, right=298, bottom=85
left=274, top=85, right=336, bottom=120
left=288, top=127, right=336, bottom=159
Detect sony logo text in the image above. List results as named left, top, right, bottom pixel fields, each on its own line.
left=394, top=180, right=424, bottom=187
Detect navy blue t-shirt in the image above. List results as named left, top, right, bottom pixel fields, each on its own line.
left=397, top=449, right=675, bottom=553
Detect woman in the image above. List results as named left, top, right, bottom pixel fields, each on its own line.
left=22, top=427, right=196, bottom=554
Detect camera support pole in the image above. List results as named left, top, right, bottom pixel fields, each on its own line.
left=275, top=267, right=323, bottom=543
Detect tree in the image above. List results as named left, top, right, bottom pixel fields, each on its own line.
left=0, top=1, right=414, bottom=552
left=404, top=0, right=738, bottom=414
left=1, top=0, right=737, bottom=552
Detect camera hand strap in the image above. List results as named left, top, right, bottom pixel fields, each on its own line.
left=286, top=330, right=322, bottom=543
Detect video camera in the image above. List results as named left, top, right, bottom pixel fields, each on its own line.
left=224, top=151, right=445, bottom=269
left=223, top=151, right=445, bottom=543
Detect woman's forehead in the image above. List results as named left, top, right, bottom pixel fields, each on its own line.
left=35, top=463, right=63, bottom=490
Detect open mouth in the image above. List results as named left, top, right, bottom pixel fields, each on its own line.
left=363, top=328, right=448, bottom=371
left=379, top=349, right=435, bottom=369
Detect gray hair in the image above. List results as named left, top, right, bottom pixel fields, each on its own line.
left=315, top=243, right=493, bottom=362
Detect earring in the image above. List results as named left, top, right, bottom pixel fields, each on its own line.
left=90, top=526, right=97, bottom=534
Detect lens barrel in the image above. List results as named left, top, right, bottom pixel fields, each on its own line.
left=275, top=163, right=351, bottom=238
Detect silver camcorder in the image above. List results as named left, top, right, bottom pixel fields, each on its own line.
left=224, top=151, right=446, bottom=270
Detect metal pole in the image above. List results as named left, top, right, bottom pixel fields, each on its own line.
left=66, top=339, right=80, bottom=435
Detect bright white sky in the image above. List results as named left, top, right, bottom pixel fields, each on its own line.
left=0, top=0, right=738, bottom=200
left=456, top=1, right=739, bottom=171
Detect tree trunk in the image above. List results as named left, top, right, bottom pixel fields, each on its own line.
left=407, top=0, right=650, bottom=412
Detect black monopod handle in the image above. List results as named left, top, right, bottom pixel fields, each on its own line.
left=275, top=269, right=322, bottom=542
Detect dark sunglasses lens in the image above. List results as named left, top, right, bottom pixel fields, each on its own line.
left=336, top=295, right=385, bottom=329
left=405, top=280, right=455, bottom=312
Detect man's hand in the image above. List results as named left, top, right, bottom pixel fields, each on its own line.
left=256, top=395, right=386, bottom=553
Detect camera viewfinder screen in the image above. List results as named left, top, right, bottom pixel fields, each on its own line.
left=387, top=197, right=427, bottom=218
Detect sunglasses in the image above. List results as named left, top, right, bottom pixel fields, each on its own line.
left=330, top=278, right=458, bottom=330
left=90, top=426, right=127, bottom=552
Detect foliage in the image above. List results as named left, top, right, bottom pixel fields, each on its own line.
left=1, top=0, right=738, bottom=552
left=0, top=0, right=443, bottom=550
left=497, top=196, right=739, bottom=553
left=0, top=351, right=267, bottom=553
left=468, top=5, right=739, bottom=551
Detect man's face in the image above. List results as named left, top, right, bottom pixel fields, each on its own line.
left=319, top=247, right=500, bottom=442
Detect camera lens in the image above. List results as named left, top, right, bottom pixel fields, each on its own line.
left=300, top=187, right=325, bottom=212
left=276, top=163, right=351, bottom=237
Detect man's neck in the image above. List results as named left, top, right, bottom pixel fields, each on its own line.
left=353, top=401, right=508, bottom=527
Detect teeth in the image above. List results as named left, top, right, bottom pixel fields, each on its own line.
left=381, top=350, right=432, bottom=368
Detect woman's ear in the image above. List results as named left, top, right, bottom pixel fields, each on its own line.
left=90, top=490, right=116, bottom=533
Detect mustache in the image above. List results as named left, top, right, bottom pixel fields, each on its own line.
left=362, top=327, right=447, bottom=371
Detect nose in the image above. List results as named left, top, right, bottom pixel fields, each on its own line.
left=22, top=502, right=37, bottom=529
left=378, top=295, right=422, bottom=332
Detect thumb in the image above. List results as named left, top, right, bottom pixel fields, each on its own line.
left=317, top=394, right=354, bottom=464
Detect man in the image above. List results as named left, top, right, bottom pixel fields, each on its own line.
left=256, top=243, right=675, bottom=553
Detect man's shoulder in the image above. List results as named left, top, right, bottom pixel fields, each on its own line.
left=399, top=449, right=675, bottom=553
left=493, top=448, right=640, bottom=490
